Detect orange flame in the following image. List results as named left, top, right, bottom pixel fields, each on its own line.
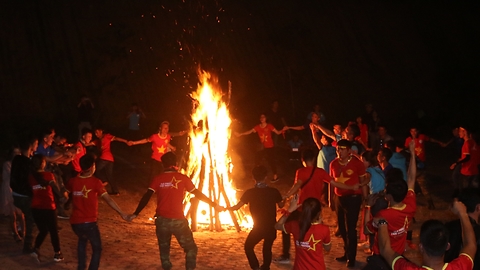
left=183, top=71, right=252, bottom=230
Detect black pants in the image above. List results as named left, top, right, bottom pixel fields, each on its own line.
left=32, top=208, right=61, bottom=252
left=95, top=159, right=117, bottom=193
left=13, top=195, right=35, bottom=252
left=245, top=228, right=276, bottom=270
left=336, top=194, right=362, bottom=262
left=255, top=147, right=277, bottom=175
left=280, top=210, right=301, bottom=258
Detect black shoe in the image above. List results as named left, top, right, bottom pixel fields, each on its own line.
left=108, top=192, right=120, bottom=196
left=334, top=229, right=342, bottom=238
left=346, top=260, right=355, bottom=268
left=335, top=256, right=347, bottom=262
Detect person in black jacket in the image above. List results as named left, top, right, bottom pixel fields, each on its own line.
left=10, top=135, right=38, bottom=253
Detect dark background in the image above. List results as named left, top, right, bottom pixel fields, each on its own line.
left=1, top=0, right=479, bottom=146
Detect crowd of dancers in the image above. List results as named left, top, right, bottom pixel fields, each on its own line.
left=0, top=98, right=479, bottom=270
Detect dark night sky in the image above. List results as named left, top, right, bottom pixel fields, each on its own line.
left=1, top=1, right=480, bottom=143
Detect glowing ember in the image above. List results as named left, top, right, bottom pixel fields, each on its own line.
left=183, top=70, right=252, bottom=231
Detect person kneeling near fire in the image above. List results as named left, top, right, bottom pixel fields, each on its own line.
left=127, top=152, right=223, bottom=270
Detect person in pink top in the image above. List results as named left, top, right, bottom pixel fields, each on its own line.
left=130, top=121, right=187, bottom=180
left=276, top=196, right=331, bottom=270
left=93, top=127, right=130, bottom=195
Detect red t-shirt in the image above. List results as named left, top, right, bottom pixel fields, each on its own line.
left=29, top=172, right=56, bottom=210
left=149, top=134, right=171, bottom=161
left=284, top=221, right=331, bottom=270
left=253, top=124, right=275, bottom=148
left=148, top=171, right=196, bottom=219
left=358, top=123, right=368, bottom=144
left=368, top=189, right=416, bottom=255
left=392, top=253, right=473, bottom=270
left=67, top=175, right=107, bottom=224
left=329, top=156, right=366, bottom=196
left=98, top=134, right=115, bottom=162
left=460, top=139, right=479, bottom=176
left=72, top=141, right=87, bottom=172
left=295, top=166, right=332, bottom=204
left=405, top=135, right=430, bottom=162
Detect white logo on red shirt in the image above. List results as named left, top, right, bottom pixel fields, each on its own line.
left=295, top=234, right=321, bottom=251
left=159, top=177, right=182, bottom=189
left=73, top=185, right=92, bottom=198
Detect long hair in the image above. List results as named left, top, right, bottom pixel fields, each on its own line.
left=31, top=154, right=50, bottom=187
left=298, top=198, right=322, bottom=241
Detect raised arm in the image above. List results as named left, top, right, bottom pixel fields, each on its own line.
left=453, top=200, right=477, bottom=259
left=311, top=123, right=336, bottom=141
left=377, top=219, right=399, bottom=265
left=310, top=124, right=324, bottom=150
left=407, top=140, right=416, bottom=190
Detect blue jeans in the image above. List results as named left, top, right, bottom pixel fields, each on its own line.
left=71, top=222, right=102, bottom=270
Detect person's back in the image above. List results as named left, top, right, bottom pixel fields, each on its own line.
left=285, top=221, right=330, bottom=270
left=295, top=166, right=331, bottom=204
left=150, top=171, right=195, bottom=219
left=242, top=185, right=282, bottom=230
left=68, top=174, right=105, bottom=224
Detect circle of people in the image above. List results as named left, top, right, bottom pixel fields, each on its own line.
left=1, top=100, right=479, bottom=270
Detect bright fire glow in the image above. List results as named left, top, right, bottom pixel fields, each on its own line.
left=183, top=70, right=252, bottom=230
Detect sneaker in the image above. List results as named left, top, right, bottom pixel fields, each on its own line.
left=57, top=214, right=69, bottom=220
left=30, top=249, right=41, bottom=263
left=273, top=255, right=290, bottom=264
left=54, top=252, right=64, bottom=262
left=108, top=192, right=120, bottom=196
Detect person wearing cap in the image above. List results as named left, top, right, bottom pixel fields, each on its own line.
left=127, top=152, right=224, bottom=270
left=66, top=154, right=128, bottom=270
